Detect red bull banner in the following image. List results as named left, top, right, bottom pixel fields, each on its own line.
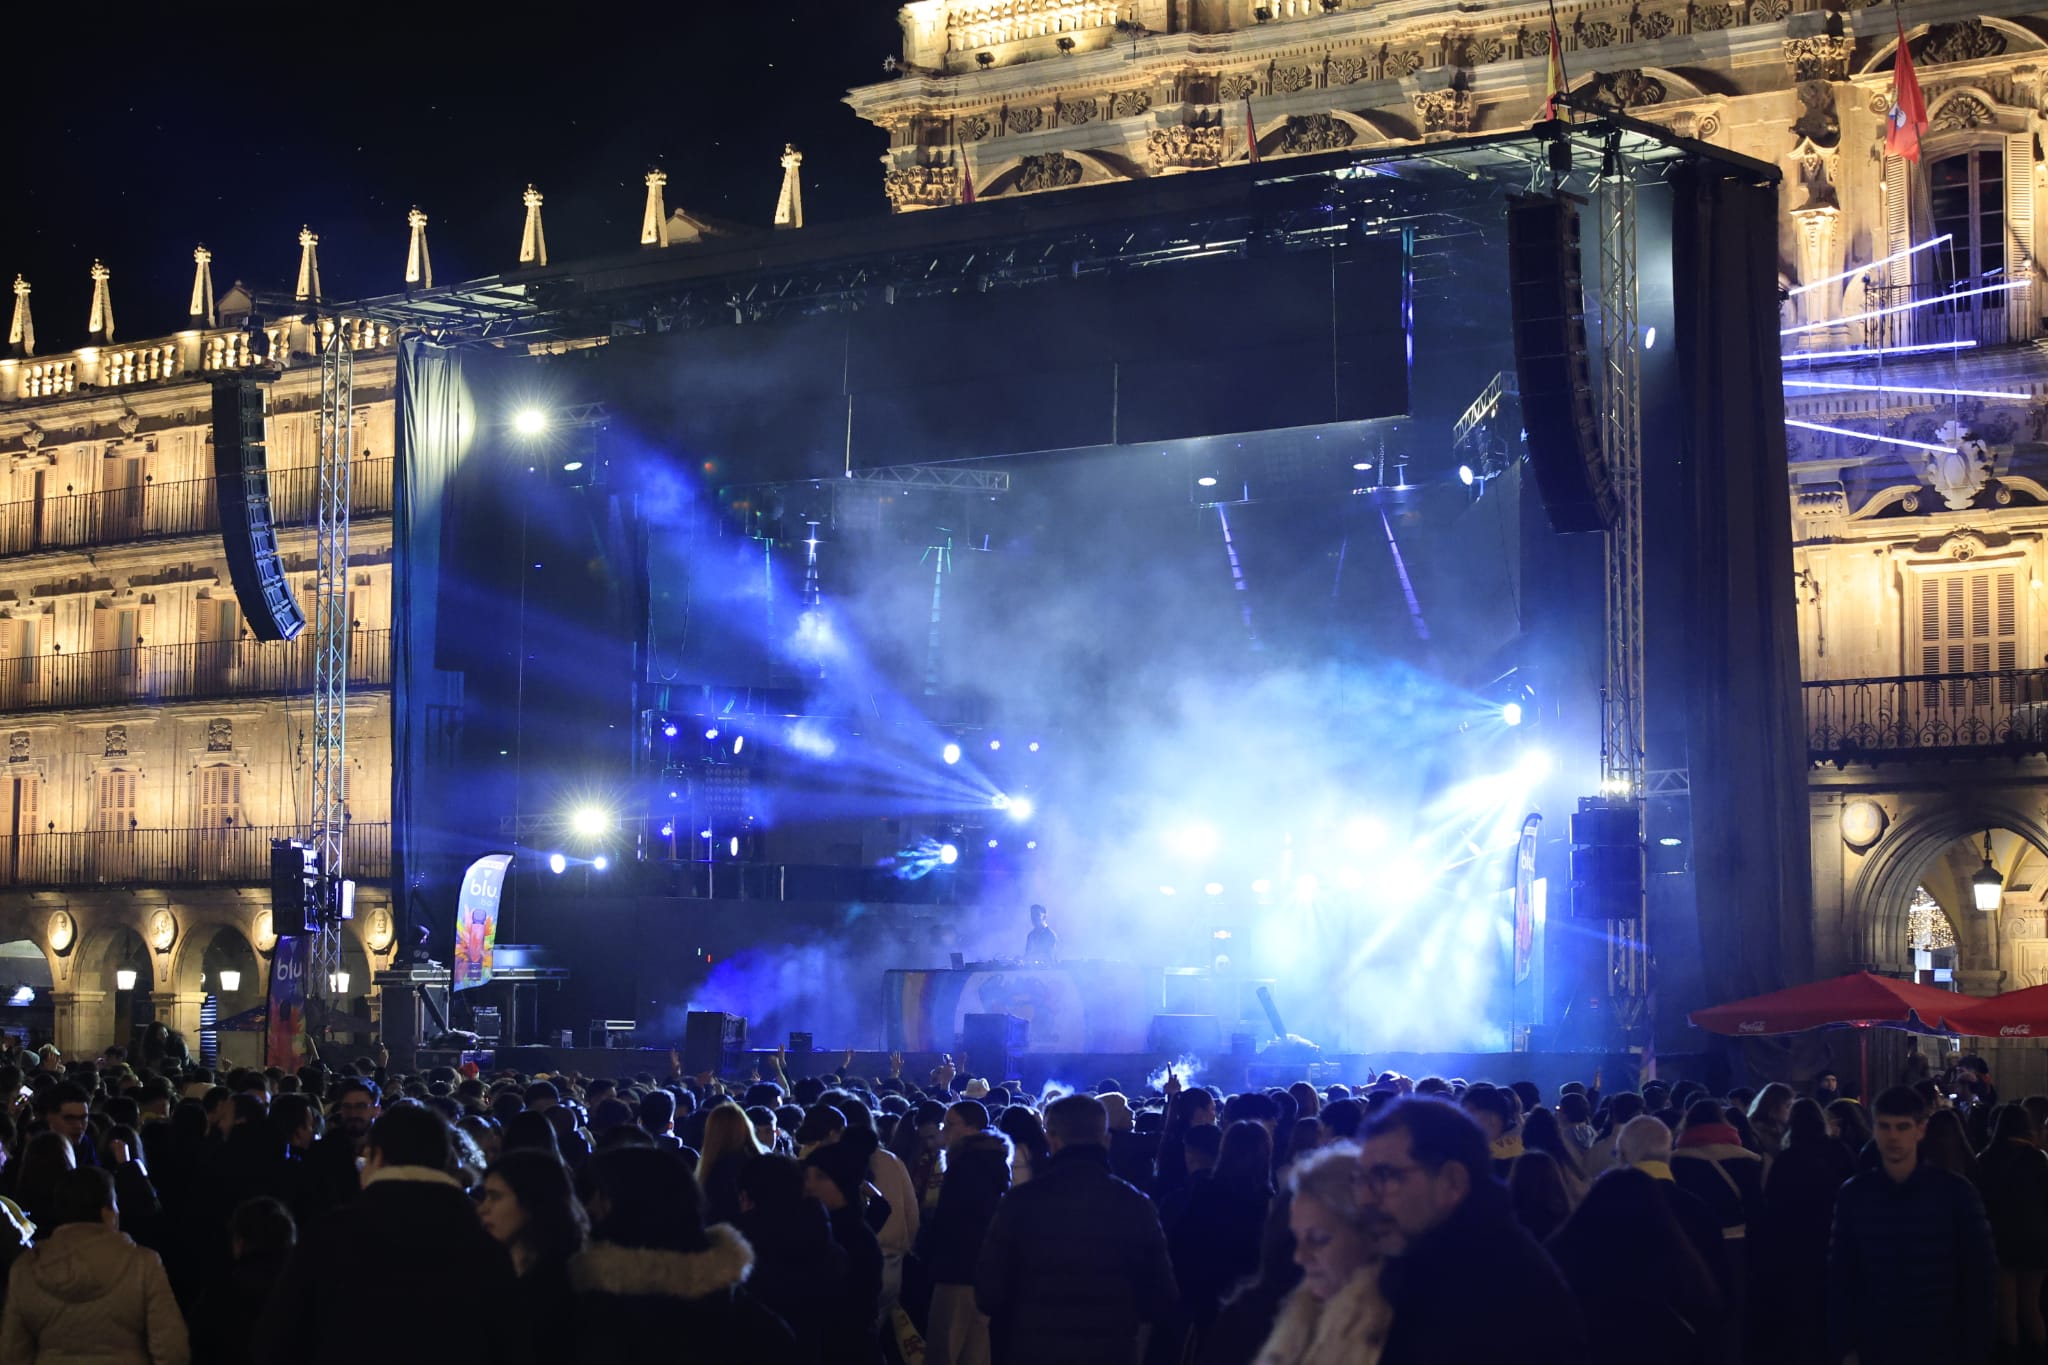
left=453, top=852, right=514, bottom=992
left=265, top=935, right=313, bottom=1068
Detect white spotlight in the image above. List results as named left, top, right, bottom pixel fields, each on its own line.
left=732, top=735, right=744, bottom=754
left=569, top=806, right=612, bottom=839
left=1251, top=878, right=1272, bottom=895
left=989, top=739, right=1002, bottom=751
left=942, top=743, right=962, bottom=765
left=548, top=853, right=568, bottom=874
left=1159, top=885, right=1178, bottom=896
left=1502, top=701, right=1524, bottom=727
left=1343, top=818, right=1386, bottom=854
left=1166, top=824, right=1221, bottom=859
left=938, top=843, right=959, bottom=865
left=593, top=855, right=609, bottom=871
left=1458, top=465, right=1475, bottom=486
left=1008, top=797, right=1035, bottom=822
left=512, top=407, right=549, bottom=437
left=1643, top=325, right=1657, bottom=350
left=1516, top=749, right=1554, bottom=782
left=1197, top=475, right=1219, bottom=488
left=730, top=836, right=741, bottom=857
left=1204, top=882, right=1224, bottom=896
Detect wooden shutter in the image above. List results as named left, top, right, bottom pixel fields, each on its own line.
left=2008, top=130, right=2036, bottom=342
left=1918, top=569, right=2019, bottom=702
left=90, top=603, right=116, bottom=655
left=198, top=766, right=241, bottom=826
left=1885, top=154, right=1913, bottom=347
left=16, top=775, right=39, bottom=841
left=96, top=770, right=136, bottom=830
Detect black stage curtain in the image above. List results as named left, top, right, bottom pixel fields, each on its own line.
left=1672, top=164, right=1815, bottom=1001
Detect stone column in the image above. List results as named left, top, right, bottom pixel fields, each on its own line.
left=49, top=990, right=111, bottom=1057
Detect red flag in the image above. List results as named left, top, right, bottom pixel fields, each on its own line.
left=1541, top=9, right=1567, bottom=119
left=960, top=151, right=975, bottom=205
left=1245, top=99, right=1260, bottom=164
left=1886, top=16, right=1929, bottom=162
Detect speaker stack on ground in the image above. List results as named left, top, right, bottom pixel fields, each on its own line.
left=1506, top=193, right=1616, bottom=535
left=962, top=1013, right=1028, bottom=1085
left=210, top=379, right=306, bottom=641
left=682, top=1010, right=747, bottom=1076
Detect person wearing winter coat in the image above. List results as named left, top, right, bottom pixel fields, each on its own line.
left=804, top=1127, right=888, bottom=1364
left=1669, top=1100, right=1765, bottom=1242
left=976, top=1094, right=1179, bottom=1365
left=1973, top=1103, right=2048, bottom=1357
left=0, top=1166, right=188, bottom=1364
left=1170, top=1121, right=1275, bottom=1339
left=1546, top=1168, right=1723, bottom=1365
left=917, top=1105, right=1011, bottom=1365
left=1252, top=1142, right=1388, bottom=1365
left=1752, top=1099, right=1854, bottom=1364
left=733, top=1154, right=852, bottom=1365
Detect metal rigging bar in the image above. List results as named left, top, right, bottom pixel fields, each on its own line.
left=1596, top=148, right=1648, bottom=1014
left=310, top=321, right=355, bottom=1000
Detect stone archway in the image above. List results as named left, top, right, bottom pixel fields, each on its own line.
left=1848, top=797, right=2048, bottom=978
left=68, top=918, right=154, bottom=1058
left=173, top=923, right=262, bottom=1069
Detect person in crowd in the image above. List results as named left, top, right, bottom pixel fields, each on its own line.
left=13, top=1132, right=75, bottom=1237
left=995, top=1105, right=1049, bottom=1185
left=38, top=1084, right=96, bottom=1171
left=1458, top=1084, right=1521, bottom=1178
left=1518, top=1108, right=1587, bottom=1207
left=1546, top=1167, right=1723, bottom=1365
left=1506, top=1148, right=1572, bottom=1242
left=503, top=1107, right=562, bottom=1159
left=571, top=1145, right=793, bottom=1363
left=254, top=1102, right=525, bottom=1364
left=1554, top=1093, right=1596, bottom=1165
left=804, top=1127, right=886, bottom=1362
left=733, top=1152, right=852, bottom=1363
left=889, top=1100, right=945, bottom=1209
left=1156, top=1082, right=1218, bottom=1199
left=1670, top=1097, right=1764, bottom=1247
left=1357, top=1097, right=1585, bottom=1365
left=1170, top=1119, right=1275, bottom=1347
left=1920, top=1106, right=1980, bottom=1181
left=1974, top=1103, right=2048, bottom=1357
left=827, top=1090, right=919, bottom=1317
left=919, top=1102, right=1012, bottom=1365
left=639, top=1087, right=681, bottom=1151
left=1749, top=1097, right=1855, bottom=1363
left=976, top=1093, right=1177, bottom=1365
left=1240, top=1141, right=1385, bottom=1365
left=1827, top=1085, right=1996, bottom=1365
left=478, top=1148, right=587, bottom=1359
left=1746, top=1082, right=1796, bottom=1165
left=1827, top=1097, right=1873, bottom=1161
left=189, top=1197, right=293, bottom=1365
left=306, top=1077, right=378, bottom=1211
left=0, top=1166, right=188, bottom=1364
left=698, top=1101, right=768, bottom=1228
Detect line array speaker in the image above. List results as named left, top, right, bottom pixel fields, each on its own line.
left=1570, top=798, right=1644, bottom=919
left=211, top=379, right=306, bottom=642
left=1506, top=194, right=1616, bottom=534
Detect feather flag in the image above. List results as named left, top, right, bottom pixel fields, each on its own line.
left=1245, top=99, right=1261, bottom=164
left=960, top=150, right=975, bottom=205
left=1886, top=15, right=1929, bottom=163
left=1541, top=5, right=1568, bottom=119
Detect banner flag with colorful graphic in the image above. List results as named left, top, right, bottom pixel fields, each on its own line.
left=453, top=852, right=514, bottom=992
left=1541, top=4, right=1567, bottom=119
left=1885, top=15, right=1928, bottom=163
left=1513, top=813, right=1543, bottom=985
left=265, top=935, right=312, bottom=1068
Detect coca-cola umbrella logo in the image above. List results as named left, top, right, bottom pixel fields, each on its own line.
left=2001, top=1025, right=2034, bottom=1037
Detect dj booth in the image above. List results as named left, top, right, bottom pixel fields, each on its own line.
left=884, top=961, right=1162, bottom=1054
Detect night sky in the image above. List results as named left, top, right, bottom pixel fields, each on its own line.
left=4, top=3, right=907, bottom=353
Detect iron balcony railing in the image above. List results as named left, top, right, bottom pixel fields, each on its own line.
left=1805, top=668, right=2048, bottom=764
left=0, top=457, right=393, bottom=558
left=0, top=821, right=390, bottom=889
left=0, top=630, right=389, bottom=714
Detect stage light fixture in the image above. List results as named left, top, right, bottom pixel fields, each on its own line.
left=512, top=407, right=549, bottom=437
left=1251, top=878, right=1272, bottom=894
left=1502, top=702, right=1524, bottom=727
left=1658, top=836, right=1682, bottom=847
left=660, top=822, right=675, bottom=837
left=569, top=806, right=612, bottom=839
left=217, top=970, right=241, bottom=992
left=1204, top=882, right=1224, bottom=896
left=942, top=743, right=962, bottom=765
left=730, top=836, right=742, bottom=857
left=1197, top=476, right=1219, bottom=487
left=1294, top=872, right=1320, bottom=900
left=548, top=853, right=568, bottom=874
left=1517, top=750, right=1553, bottom=781
left=1352, top=461, right=1372, bottom=471
left=562, top=460, right=584, bottom=472
left=116, top=969, right=138, bottom=991
left=1167, top=823, right=1221, bottom=858
left=1643, top=326, right=1657, bottom=350
left=593, top=855, right=609, bottom=871
left=1009, top=797, right=1035, bottom=822
left=1343, top=818, right=1386, bottom=854
left=698, top=829, right=713, bottom=840
left=1458, top=465, right=1475, bottom=486
left=1028, top=741, right=1040, bottom=752
left=989, top=739, right=1002, bottom=751
left=992, top=794, right=1010, bottom=810
left=987, top=839, right=999, bottom=849
left=1160, top=885, right=1178, bottom=896
left=732, top=735, right=745, bottom=754
left=938, top=843, right=960, bottom=865
left=1026, top=841, right=1038, bottom=850
left=662, top=723, right=679, bottom=738
left=705, top=728, right=720, bottom=740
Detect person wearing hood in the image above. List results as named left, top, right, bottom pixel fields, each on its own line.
left=253, top=1102, right=527, bottom=1365
left=0, top=1166, right=188, bottom=1364
left=733, top=1153, right=851, bottom=1365
left=1250, top=1142, right=1388, bottom=1365
left=804, top=1127, right=886, bottom=1364
left=572, top=1144, right=794, bottom=1365
left=918, top=1101, right=1011, bottom=1365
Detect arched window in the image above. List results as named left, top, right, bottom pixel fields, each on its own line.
left=1927, top=149, right=2005, bottom=342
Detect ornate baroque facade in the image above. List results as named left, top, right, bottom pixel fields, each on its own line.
left=0, top=267, right=398, bottom=1059
left=854, top=0, right=2048, bottom=1069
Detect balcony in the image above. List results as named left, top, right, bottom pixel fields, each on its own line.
left=0, top=457, right=393, bottom=558
left=1805, top=669, right=2048, bottom=765
left=0, top=822, right=389, bottom=890
left=0, top=630, right=389, bottom=715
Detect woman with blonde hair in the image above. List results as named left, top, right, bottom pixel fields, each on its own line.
left=696, top=1100, right=767, bottom=1226
left=1255, top=1142, right=1389, bottom=1365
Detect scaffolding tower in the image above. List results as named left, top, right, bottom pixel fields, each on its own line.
left=309, top=321, right=355, bottom=999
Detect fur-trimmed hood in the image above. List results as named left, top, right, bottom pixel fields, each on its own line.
left=1256, top=1271, right=1390, bottom=1365
left=570, top=1223, right=754, bottom=1300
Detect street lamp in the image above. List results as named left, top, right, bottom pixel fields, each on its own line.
left=329, top=971, right=351, bottom=994
left=1973, top=832, right=2005, bottom=912
left=115, top=969, right=138, bottom=991
left=217, top=970, right=241, bottom=992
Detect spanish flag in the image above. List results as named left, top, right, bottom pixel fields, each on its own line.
left=1886, top=15, right=1929, bottom=163
left=1541, top=5, right=1567, bottom=119
left=1245, top=99, right=1261, bottom=164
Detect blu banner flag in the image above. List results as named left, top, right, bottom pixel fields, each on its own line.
left=266, top=935, right=313, bottom=1068
left=453, top=852, right=515, bottom=992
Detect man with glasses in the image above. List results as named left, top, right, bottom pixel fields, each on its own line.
left=39, top=1081, right=98, bottom=1169
left=1359, top=1096, right=1583, bottom=1365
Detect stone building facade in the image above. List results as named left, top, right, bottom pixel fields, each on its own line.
left=851, top=0, right=2048, bottom=1055
left=0, top=270, right=397, bottom=1059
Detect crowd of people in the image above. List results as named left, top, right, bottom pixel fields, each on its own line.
left=0, top=1030, right=2036, bottom=1365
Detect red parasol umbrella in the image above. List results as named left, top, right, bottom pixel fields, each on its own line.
left=1943, top=983, right=2048, bottom=1038
left=1689, top=971, right=1966, bottom=1036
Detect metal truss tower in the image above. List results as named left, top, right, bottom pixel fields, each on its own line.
left=310, top=322, right=355, bottom=999
left=1595, top=149, right=1649, bottom=1015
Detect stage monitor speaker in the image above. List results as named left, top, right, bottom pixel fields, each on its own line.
left=962, top=1013, right=1028, bottom=1083
left=1506, top=194, right=1615, bottom=535
left=1148, top=1014, right=1222, bottom=1055
left=1571, top=798, right=1644, bottom=919
left=682, top=1010, right=747, bottom=1077
left=211, top=379, right=306, bottom=642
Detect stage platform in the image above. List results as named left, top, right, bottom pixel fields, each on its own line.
left=407, top=1044, right=1699, bottom=1098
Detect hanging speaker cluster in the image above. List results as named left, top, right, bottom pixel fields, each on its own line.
left=1570, top=798, right=1644, bottom=920
left=211, top=379, right=305, bottom=642
left=1506, top=193, right=1617, bottom=535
